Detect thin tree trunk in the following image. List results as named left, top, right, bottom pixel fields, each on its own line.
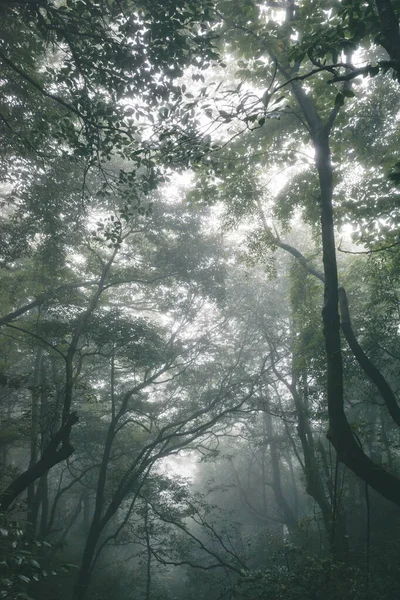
left=39, top=474, right=49, bottom=538
left=264, top=411, right=298, bottom=531
left=83, top=493, right=91, bottom=537
left=26, top=349, right=43, bottom=536
left=39, top=355, right=50, bottom=537
left=144, top=503, right=151, bottom=600
left=56, top=495, right=83, bottom=550
left=73, top=521, right=103, bottom=600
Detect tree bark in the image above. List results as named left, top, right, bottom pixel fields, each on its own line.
left=1, top=256, right=117, bottom=511
left=274, top=239, right=400, bottom=431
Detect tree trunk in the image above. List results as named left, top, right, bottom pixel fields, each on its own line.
left=26, top=349, right=42, bottom=535
left=73, top=525, right=101, bottom=600
left=315, top=132, right=400, bottom=506
left=284, top=69, right=400, bottom=505
left=264, top=411, right=298, bottom=532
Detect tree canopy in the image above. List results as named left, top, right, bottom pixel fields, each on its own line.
left=2, top=1, right=400, bottom=599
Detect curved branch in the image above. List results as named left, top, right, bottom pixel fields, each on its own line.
left=274, top=239, right=400, bottom=504
left=339, top=287, right=400, bottom=427
left=275, top=239, right=400, bottom=426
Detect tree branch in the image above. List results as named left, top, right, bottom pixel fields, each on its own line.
left=0, top=412, right=79, bottom=511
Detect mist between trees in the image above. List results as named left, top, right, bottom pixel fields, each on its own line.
left=1, top=1, right=400, bottom=599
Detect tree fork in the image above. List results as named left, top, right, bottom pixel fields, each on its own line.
left=273, top=236, right=400, bottom=427
left=315, top=133, right=400, bottom=506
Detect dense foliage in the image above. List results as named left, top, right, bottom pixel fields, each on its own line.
left=1, top=0, right=400, bottom=599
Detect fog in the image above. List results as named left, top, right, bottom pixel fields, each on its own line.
left=1, top=1, right=400, bottom=599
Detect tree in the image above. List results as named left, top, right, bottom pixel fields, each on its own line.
left=70, top=281, right=268, bottom=599
left=4, top=2, right=400, bottom=598
left=0, top=0, right=221, bottom=509
left=186, top=0, right=400, bottom=506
